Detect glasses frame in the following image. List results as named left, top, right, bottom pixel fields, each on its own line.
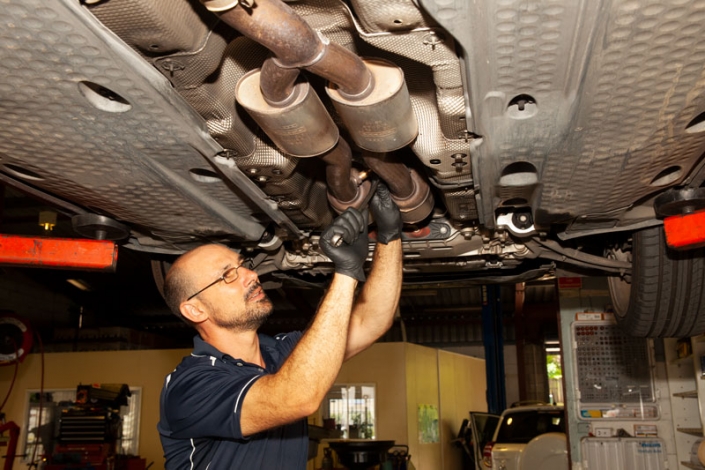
left=186, top=259, right=252, bottom=301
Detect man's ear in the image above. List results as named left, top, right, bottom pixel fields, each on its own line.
left=180, top=300, right=208, bottom=324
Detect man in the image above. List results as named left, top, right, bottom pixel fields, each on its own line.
left=157, top=183, right=403, bottom=470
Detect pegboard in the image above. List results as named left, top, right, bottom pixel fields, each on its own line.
left=573, top=321, right=654, bottom=405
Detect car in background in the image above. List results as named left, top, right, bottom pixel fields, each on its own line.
left=482, top=405, right=567, bottom=470
left=454, top=412, right=500, bottom=470
left=3, top=0, right=705, bottom=337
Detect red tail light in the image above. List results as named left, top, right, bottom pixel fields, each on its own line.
left=482, top=441, right=495, bottom=468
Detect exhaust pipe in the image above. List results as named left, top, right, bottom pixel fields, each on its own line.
left=203, top=0, right=422, bottom=214
left=203, top=0, right=417, bottom=153
left=203, top=0, right=372, bottom=99
left=362, top=152, right=434, bottom=224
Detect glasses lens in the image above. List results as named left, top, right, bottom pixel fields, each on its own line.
left=222, top=266, right=240, bottom=284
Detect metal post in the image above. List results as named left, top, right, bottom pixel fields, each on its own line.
left=482, top=284, right=506, bottom=414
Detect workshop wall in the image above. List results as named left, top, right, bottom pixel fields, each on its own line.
left=438, top=349, right=487, bottom=469
left=2, top=344, right=486, bottom=470
left=322, top=343, right=486, bottom=470
left=333, top=343, right=409, bottom=441
left=0, top=348, right=190, bottom=470
left=443, top=344, right=520, bottom=407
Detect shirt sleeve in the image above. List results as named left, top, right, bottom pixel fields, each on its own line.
left=274, top=330, right=303, bottom=358
left=162, top=363, right=262, bottom=440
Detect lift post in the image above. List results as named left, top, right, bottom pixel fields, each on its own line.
left=482, top=284, right=506, bottom=414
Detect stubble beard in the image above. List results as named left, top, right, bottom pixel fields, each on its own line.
left=210, top=283, right=273, bottom=332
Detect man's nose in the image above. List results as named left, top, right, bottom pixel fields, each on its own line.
left=240, top=265, right=258, bottom=285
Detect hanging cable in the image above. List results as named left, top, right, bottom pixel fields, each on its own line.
left=0, top=338, right=19, bottom=413
left=29, top=332, right=45, bottom=469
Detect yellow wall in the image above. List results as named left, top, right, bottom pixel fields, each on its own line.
left=314, top=343, right=487, bottom=470
left=405, top=343, right=442, bottom=469
left=1, top=344, right=487, bottom=470
left=438, top=350, right=488, bottom=470
left=0, top=348, right=191, bottom=470
left=332, top=342, right=409, bottom=443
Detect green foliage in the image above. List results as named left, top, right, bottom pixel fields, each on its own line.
left=546, top=354, right=562, bottom=379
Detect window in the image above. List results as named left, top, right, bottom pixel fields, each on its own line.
left=22, top=387, right=142, bottom=465
left=496, top=410, right=565, bottom=444
left=322, top=384, right=376, bottom=439
left=545, top=339, right=564, bottom=406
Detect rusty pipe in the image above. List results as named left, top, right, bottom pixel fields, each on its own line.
left=260, top=58, right=300, bottom=106
left=363, top=151, right=434, bottom=224
left=319, top=139, right=358, bottom=204
left=323, top=139, right=375, bottom=214
left=203, top=0, right=373, bottom=98
left=362, top=152, right=414, bottom=200
left=305, top=40, right=374, bottom=100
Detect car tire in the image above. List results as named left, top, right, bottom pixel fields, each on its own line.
left=608, top=225, right=705, bottom=337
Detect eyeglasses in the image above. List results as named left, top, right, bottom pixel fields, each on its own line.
left=186, top=259, right=253, bottom=301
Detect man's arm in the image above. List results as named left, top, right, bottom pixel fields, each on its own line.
left=345, top=183, right=404, bottom=360
left=240, top=209, right=368, bottom=436
left=345, top=238, right=402, bottom=359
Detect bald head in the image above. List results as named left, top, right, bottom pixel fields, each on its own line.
left=163, top=244, right=237, bottom=320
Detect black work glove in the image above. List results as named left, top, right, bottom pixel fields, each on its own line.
left=370, top=182, right=403, bottom=244
left=320, top=208, right=369, bottom=282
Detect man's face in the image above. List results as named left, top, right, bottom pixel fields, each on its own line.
left=185, top=245, right=273, bottom=331
left=208, top=277, right=273, bottom=331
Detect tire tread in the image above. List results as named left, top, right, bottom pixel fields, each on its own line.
left=615, top=226, right=705, bottom=337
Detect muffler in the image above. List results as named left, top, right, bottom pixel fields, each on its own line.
left=202, top=0, right=421, bottom=214
left=327, top=58, right=418, bottom=153
left=235, top=69, right=339, bottom=158
left=202, top=0, right=418, bottom=155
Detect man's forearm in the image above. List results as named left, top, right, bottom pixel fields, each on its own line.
left=240, top=273, right=357, bottom=435
left=345, top=239, right=403, bottom=359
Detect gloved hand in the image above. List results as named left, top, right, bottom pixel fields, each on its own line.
left=370, top=182, right=403, bottom=244
left=320, top=208, right=369, bottom=282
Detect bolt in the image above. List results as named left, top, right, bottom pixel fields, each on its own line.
left=160, top=59, right=185, bottom=75
left=451, top=153, right=468, bottom=169
left=460, top=227, right=474, bottom=239
left=422, top=32, right=444, bottom=51
left=457, top=130, right=473, bottom=142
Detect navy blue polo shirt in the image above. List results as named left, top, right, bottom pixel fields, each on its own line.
left=158, top=332, right=307, bottom=470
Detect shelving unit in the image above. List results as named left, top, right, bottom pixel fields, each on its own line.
left=665, top=337, right=705, bottom=469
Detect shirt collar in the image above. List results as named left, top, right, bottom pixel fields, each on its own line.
left=191, top=334, right=281, bottom=360
left=192, top=335, right=226, bottom=359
